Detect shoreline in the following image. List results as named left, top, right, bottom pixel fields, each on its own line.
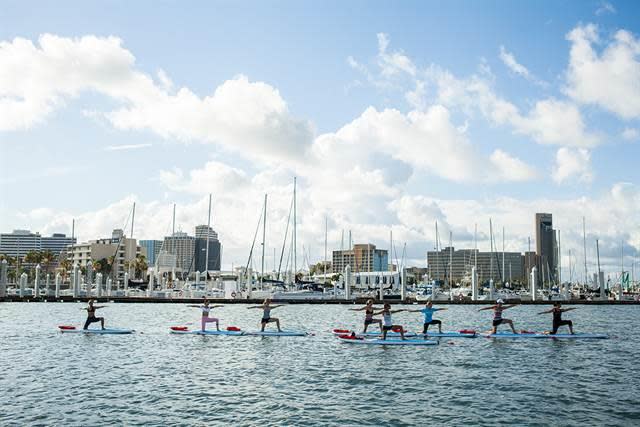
left=1, top=296, right=638, bottom=305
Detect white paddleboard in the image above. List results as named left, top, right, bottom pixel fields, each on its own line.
left=338, top=337, right=438, bottom=346
left=59, top=327, right=133, bottom=334
left=169, top=328, right=245, bottom=336
left=246, top=330, right=308, bottom=337
left=483, top=332, right=609, bottom=339
left=415, top=331, right=477, bottom=338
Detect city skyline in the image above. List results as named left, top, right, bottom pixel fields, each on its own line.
left=1, top=1, right=639, bottom=275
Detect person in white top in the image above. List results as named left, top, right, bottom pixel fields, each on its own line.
left=373, top=303, right=407, bottom=340
left=188, top=298, right=223, bottom=331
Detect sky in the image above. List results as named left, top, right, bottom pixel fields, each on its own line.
left=0, top=0, right=639, bottom=279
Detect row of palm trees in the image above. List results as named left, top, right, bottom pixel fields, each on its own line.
left=0, top=251, right=148, bottom=283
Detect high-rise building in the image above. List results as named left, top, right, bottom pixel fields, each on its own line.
left=194, top=225, right=222, bottom=272
left=0, top=229, right=76, bottom=264
left=163, top=232, right=196, bottom=275
left=332, top=244, right=388, bottom=273
left=139, top=240, right=163, bottom=265
left=535, top=213, right=557, bottom=283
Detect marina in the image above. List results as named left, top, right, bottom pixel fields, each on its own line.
left=1, top=302, right=638, bottom=425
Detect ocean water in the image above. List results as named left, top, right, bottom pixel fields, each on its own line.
left=1, top=302, right=638, bottom=426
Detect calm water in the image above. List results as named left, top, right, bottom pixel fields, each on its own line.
left=1, top=302, right=638, bottom=426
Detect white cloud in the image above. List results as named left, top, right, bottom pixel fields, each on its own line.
left=552, top=147, right=593, bottom=184
left=566, top=24, right=640, bottom=119
left=19, top=181, right=639, bottom=275
left=499, top=45, right=531, bottom=78
left=489, top=149, right=539, bottom=182
left=499, top=46, right=547, bottom=87
left=595, top=1, right=616, bottom=16
left=104, top=143, right=152, bottom=151
left=0, top=34, right=314, bottom=164
left=376, top=33, right=416, bottom=77
left=621, top=127, right=639, bottom=141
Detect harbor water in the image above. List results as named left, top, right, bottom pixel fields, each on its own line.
left=1, top=303, right=638, bottom=426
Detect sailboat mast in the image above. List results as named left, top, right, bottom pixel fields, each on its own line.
left=558, top=229, right=561, bottom=286
left=489, top=219, right=494, bottom=281
left=261, top=194, right=267, bottom=289
left=131, top=202, right=136, bottom=238
left=502, top=226, right=505, bottom=284
left=172, top=204, right=176, bottom=236
left=293, top=177, right=297, bottom=279
left=474, top=223, right=477, bottom=269
left=205, top=194, right=212, bottom=280
left=583, top=216, right=588, bottom=285
left=324, top=216, right=328, bottom=282
left=435, top=221, right=440, bottom=282
left=449, top=231, right=453, bottom=300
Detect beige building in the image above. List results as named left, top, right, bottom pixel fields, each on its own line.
left=332, top=243, right=388, bottom=273
left=67, top=229, right=146, bottom=283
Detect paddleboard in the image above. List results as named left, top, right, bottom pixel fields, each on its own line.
left=415, top=331, right=477, bottom=338
left=338, top=337, right=438, bottom=346
left=169, top=328, right=245, bottom=336
left=483, top=332, right=609, bottom=339
left=246, top=330, right=308, bottom=336
left=59, top=326, right=133, bottom=334
left=332, top=329, right=417, bottom=338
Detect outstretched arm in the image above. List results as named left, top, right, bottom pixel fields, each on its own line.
left=537, top=309, right=553, bottom=315
left=478, top=306, right=495, bottom=312
left=503, top=304, right=519, bottom=310
left=390, top=309, right=406, bottom=314
left=247, top=306, right=261, bottom=309
left=270, top=304, right=284, bottom=309
left=187, top=305, right=201, bottom=308
left=436, top=308, right=448, bottom=311
left=562, top=307, right=577, bottom=312
left=349, top=306, right=366, bottom=311
left=212, top=305, right=224, bottom=308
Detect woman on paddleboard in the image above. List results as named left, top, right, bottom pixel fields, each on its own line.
left=349, top=299, right=382, bottom=332
left=374, top=303, right=407, bottom=340
left=538, top=302, right=576, bottom=334
left=82, top=299, right=106, bottom=330
left=189, top=298, right=223, bottom=332
left=248, top=298, right=284, bottom=332
left=408, top=300, right=447, bottom=335
left=478, top=299, right=518, bottom=334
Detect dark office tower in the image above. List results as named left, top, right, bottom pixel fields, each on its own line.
left=535, top=213, right=557, bottom=282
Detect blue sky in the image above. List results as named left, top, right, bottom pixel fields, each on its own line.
left=1, top=1, right=639, bottom=274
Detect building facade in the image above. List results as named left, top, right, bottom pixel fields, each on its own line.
left=194, top=225, right=222, bottom=272
left=67, top=229, right=145, bottom=283
left=162, top=232, right=196, bottom=275
left=535, top=213, right=558, bottom=283
left=426, top=247, right=525, bottom=283
left=139, top=240, right=163, bottom=265
left=332, top=244, right=388, bottom=273
left=0, top=229, right=76, bottom=265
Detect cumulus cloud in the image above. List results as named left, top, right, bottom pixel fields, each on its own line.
left=621, top=127, right=639, bottom=141
left=595, top=1, right=616, bottom=16
left=19, top=181, right=640, bottom=276
left=0, top=34, right=314, bottom=164
left=552, top=147, right=593, bottom=184
left=489, top=149, right=539, bottom=182
left=566, top=24, right=640, bottom=119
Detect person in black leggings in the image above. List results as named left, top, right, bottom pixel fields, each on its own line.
left=538, top=302, right=576, bottom=334
left=82, top=299, right=106, bottom=330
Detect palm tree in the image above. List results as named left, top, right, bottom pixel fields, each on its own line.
left=58, top=258, right=72, bottom=283
left=133, top=255, right=148, bottom=279
left=40, top=250, right=55, bottom=275
left=24, top=250, right=43, bottom=280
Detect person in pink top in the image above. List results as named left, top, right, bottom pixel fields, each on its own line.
left=189, top=298, right=223, bottom=331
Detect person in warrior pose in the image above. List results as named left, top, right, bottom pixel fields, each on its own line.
left=248, top=298, right=284, bottom=332
left=349, top=299, right=382, bottom=333
left=478, top=299, right=518, bottom=334
left=408, top=300, right=447, bottom=335
left=188, top=298, right=223, bottom=331
left=374, top=303, right=407, bottom=340
left=82, top=299, right=106, bottom=330
left=538, top=302, right=576, bottom=335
